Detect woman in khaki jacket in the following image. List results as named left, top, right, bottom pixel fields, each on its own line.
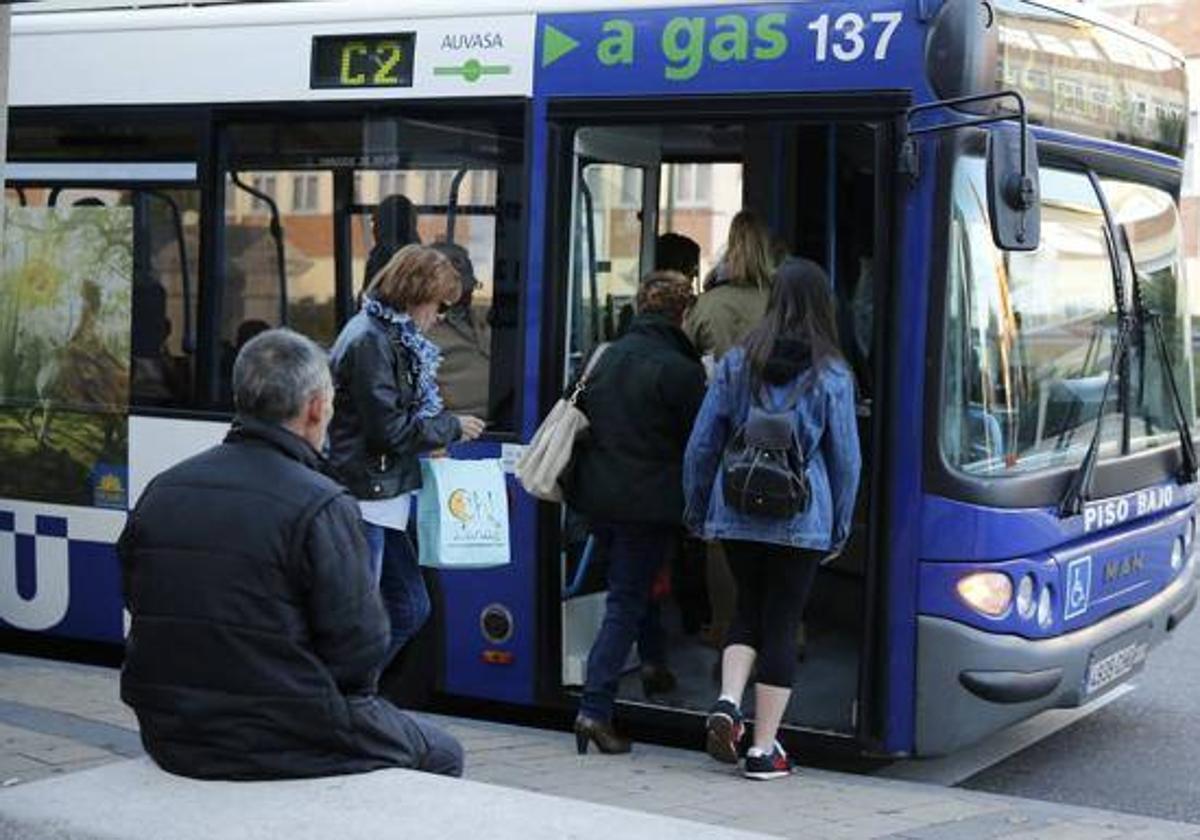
left=684, top=210, right=774, bottom=361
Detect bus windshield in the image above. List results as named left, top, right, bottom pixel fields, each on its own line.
left=941, top=156, right=1193, bottom=478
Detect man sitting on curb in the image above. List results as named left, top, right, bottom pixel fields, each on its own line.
left=118, top=328, right=463, bottom=780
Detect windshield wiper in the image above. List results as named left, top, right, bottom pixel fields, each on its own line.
left=1125, top=227, right=1198, bottom=484
left=1059, top=318, right=1132, bottom=517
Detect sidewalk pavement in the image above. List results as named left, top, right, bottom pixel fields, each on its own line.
left=2, top=653, right=1199, bottom=839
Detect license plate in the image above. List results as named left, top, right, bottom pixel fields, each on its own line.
left=1084, top=636, right=1148, bottom=697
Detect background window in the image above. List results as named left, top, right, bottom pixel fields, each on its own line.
left=290, top=174, right=321, bottom=214
left=222, top=112, right=525, bottom=430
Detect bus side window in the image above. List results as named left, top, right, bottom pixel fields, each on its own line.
left=131, top=189, right=201, bottom=412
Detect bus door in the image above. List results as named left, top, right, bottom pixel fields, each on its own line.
left=548, top=106, right=900, bottom=751
left=560, top=127, right=661, bottom=687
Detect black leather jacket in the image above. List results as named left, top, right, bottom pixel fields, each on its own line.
left=328, top=310, right=461, bottom=499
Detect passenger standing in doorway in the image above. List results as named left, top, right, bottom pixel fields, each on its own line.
left=684, top=258, right=861, bottom=780
left=653, top=232, right=711, bottom=637
left=687, top=210, right=773, bottom=358
left=364, top=195, right=420, bottom=289
left=685, top=211, right=776, bottom=658
left=656, top=232, right=702, bottom=287
left=330, top=245, right=486, bottom=663
left=565, top=271, right=707, bottom=754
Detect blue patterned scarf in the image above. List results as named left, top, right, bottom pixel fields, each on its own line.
left=362, top=296, right=444, bottom=418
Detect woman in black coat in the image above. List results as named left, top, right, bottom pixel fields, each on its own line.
left=564, top=271, right=707, bottom=754
left=329, top=244, right=485, bottom=661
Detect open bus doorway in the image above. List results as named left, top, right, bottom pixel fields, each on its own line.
left=555, top=110, right=890, bottom=743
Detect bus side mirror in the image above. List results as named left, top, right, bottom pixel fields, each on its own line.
left=987, top=122, right=1040, bottom=252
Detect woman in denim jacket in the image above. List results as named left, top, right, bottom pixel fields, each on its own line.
left=683, top=257, right=861, bottom=780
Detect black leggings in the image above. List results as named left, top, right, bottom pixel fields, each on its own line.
left=723, top=541, right=822, bottom=688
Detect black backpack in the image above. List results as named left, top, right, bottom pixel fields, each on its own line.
left=721, top=379, right=810, bottom=519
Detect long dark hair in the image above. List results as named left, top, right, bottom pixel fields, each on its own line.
left=743, top=257, right=841, bottom=387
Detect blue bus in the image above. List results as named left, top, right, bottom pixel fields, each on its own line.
left=1, top=0, right=1195, bottom=757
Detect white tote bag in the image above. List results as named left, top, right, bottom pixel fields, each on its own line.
left=515, top=344, right=610, bottom=503
left=416, top=458, right=510, bottom=569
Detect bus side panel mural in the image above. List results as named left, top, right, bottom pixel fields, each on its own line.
left=0, top=206, right=132, bottom=510
left=0, top=206, right=132, bottom=642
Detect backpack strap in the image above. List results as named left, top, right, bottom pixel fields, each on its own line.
left=752, top=371, right=809, bottom=413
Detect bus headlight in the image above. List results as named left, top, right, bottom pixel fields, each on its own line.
left=1171, top=536, right=1185, bottom=573
left=956, top=572, right=1013, bottom=618
left=1016, top=575, right=1036, bottom=620
left=1037, top=586, right=1054, bottom=629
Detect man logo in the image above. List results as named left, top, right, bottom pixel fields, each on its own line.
left=1103, top=553, right=1146, bottom=585
left=0, top=512, right=70, bottom=631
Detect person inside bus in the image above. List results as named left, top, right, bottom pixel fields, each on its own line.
left=684, top=257, right=861, bottom=780
left=564, top=270, right=707, bottom=755
left=131, top=281, right=181, bottom=406
left=218, top=319, right=270, bottom=406
left=426, top=242, right=491, bottom=419
left=656, top=232, right=702, bottom=287
left=329, top=245, right=486, bottom=667
left=119, top=328, right=464, bottom=779
left=364, top=194, right=420, bottom=288
left=650, top=231, right=711, bottom=639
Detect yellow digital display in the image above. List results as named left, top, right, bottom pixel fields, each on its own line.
left=311, top=34, right=416, bottom=89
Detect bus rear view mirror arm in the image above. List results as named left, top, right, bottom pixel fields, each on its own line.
left=902, top=89, right=1041, bottom=252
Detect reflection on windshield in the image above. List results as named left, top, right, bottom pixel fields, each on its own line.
left=1101, top=178, right=1194, bottom=450
left=943, top=158, right=1124, bottom=476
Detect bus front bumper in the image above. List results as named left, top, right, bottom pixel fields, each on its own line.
left=914, top=558, right=1198, bottom=757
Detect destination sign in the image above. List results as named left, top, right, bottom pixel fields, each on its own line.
left=311, top=33, right=416, bottom=89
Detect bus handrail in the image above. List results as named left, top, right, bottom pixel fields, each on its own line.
left=230, top=172, right=289, bottom=327
left=579, top=172, right=601, bottom=347
left=445, top=167, right=469, bottom=244
left=146, top=190, right=195, bottom=355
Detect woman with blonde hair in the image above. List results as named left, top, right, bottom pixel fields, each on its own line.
left=686, top=209, right=775, bottom=361
left=330, top=244, right=485, bottom=661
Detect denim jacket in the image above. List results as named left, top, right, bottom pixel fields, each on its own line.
left=683, top=348, right=861, bottom=551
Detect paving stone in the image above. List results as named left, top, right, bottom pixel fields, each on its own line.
left=884, top=796, right=1011, bottom=825
left=15, top=739, right=113, bottom=767
left=895, top=810, right=1057, bottom=840
left=0, top=754, right=52, bottom=784
left=0, top=654, right=1197, bottom=840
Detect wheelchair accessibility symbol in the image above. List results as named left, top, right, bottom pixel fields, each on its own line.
left=1064, top=556, right=1093, bottom=621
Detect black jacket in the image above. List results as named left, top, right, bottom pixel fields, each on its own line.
left=328, top=310, right=461, bottom=499
left=118, top=418, right=433, bottom=780
left=564, top=313, right=707, bottom=525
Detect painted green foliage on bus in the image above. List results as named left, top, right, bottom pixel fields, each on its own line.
left=0, top=207, right=132, bottom=508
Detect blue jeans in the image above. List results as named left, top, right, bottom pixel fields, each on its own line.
left=580, top=523, right=676, bottom=722
left=363, top=523, right=431, bottom=659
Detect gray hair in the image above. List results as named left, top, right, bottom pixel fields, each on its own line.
left=232, top=328, right=331, bottom=424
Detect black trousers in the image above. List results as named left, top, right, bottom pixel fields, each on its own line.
left=723, top=541, right=822, bottom=688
